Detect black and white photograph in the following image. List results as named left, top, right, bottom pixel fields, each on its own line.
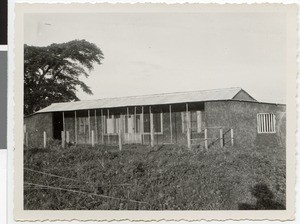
left=13, top=3, right=297, bottom=221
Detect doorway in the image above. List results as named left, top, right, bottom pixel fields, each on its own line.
left=52, top=112, right=63, bottom=140
left=124, top=115, right=142, bottom=144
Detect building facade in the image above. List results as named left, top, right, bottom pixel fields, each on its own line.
left=24, top=87, right=286, bottom=149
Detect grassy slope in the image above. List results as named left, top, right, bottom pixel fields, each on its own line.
left=24, top=144, right=286, bottom=210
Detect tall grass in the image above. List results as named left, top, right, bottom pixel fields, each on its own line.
left=24, top=144, right=285, bottom=210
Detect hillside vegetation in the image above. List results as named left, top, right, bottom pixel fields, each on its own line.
left=24, top=144, right=286, bottom=210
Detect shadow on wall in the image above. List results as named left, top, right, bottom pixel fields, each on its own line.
left=238, top=183, right=285, bottom=210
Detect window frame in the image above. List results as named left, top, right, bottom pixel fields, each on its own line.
left=181, top=110, right=203, bottom=133
left=143, top=112, right=163, bottom=135
left=104, top=113, right=164, bottom=135
left=124, top=114, right=140, bottom=134
left=257, top=113, right=276, bottom=134
left=104, top=115, right=120, bottom=135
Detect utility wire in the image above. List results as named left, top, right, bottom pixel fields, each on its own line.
left=24, top=182, right=150, bottom=206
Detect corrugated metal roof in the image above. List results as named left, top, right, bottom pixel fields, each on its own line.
left=36, top=87, right=251, bottom=113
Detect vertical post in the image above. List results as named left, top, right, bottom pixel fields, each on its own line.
left=88, top=110, right=91, bottom=144
left=62, top=111, right=65, bottom=133
left=197, top=111, right=202, bottom=133
left=95, top=109, right=98, bottom=144
left=273, top=114, right=276, bottom=133
left=262, top=114, right=265, bottom=133
left=150, top=106, right=154, bottom=147
left=25, top=132, right=28, bottom=147
left=74, top=111, right=77, bottom=144
left=107, top=109, right=110, bottom=145
left=175, top=112, right=177, bottom=144
left=112, top=114, right=115, bottom=141
left=134, top=106, right=137, bottom=143
left=141, top=106, right=144, bottom=144
left=169, top=105, right=173, bottom=144
left=91, top=130, right=95, bottom=147
left=118, top=118, right=122, bottom=151
left=66, top=131, right=70, bottom=144
left=24, top=125, right=27, bottom=147
left=61, top=131, right=65, bottom=148
left=231, top=128, right=234, bottom=146
left=127, top=107, right=130, bottom=144
left=187, top=127, right=191, bottom=149
left=83, top=115, right=86, bottom=143
left=186, top=104, right=191, bottom=149
left=220, top=129, right=223, bottom=148
left=204, top=128, right=208, bottom=150
left=101, top=109, right=104, bottom=144
left=43, top=131, right=47, bottom=148
left=121, top=114, right=125, bottom=145
left=62, top=111, right=66, bottom=148
left=185, top=104, right=189, bottom=131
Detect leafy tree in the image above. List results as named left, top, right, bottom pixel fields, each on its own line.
left=24, top=39, right=104, bottom=115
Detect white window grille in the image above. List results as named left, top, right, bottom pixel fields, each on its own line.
left=257, top=113, right=276, bottom=133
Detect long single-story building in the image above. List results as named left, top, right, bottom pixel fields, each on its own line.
left=24, top=87, right=286, bottom=149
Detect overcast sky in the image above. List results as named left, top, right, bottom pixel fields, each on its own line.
left=24, top=12, right=287, bottom=103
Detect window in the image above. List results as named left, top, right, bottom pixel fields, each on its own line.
left=182, top=111, right=203, bottom=133
left=124, top=115, right=140, bottom=134
left=257, top=113, right=276, bottom=133
left=196, top=111, right=203, bottom=132
left=135, top=115, right=141, bottom=133
left=79, top=117, right=88, bottom=133
left=104, top=113, right=163, bottom=134
left=143, top=113, right=150, bottom=133
left=153, top=113, right=162, bottom=133
left=143, top=113, right=163, bottom=134
left=105, top=115, right=120, bottom=134
left=106, top=116, right=115, bottom=134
